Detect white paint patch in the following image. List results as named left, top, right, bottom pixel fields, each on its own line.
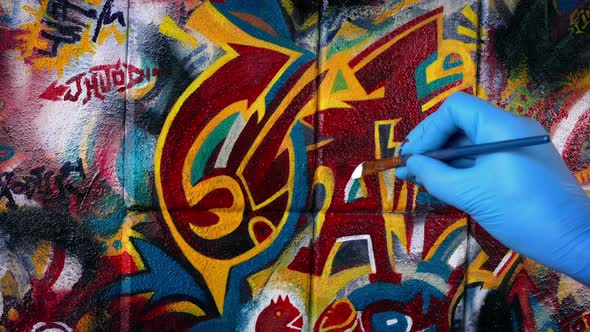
left=286, top=313, right=303, bottom=331
left=336, top=235, right=376, bottom=273
left=51, top=255, right=82, bottom=292
left=553, top=90, right=590, bottom=154
left=405, top=317, right=413, bottom=332
left=386, top=318, right=398, bottom=326
left=410, top=218, right=425, bottom=254
left=464, top=287, right=490, bottom=332
left=382, top=169, right=396, bottom=203
left=448, top=242, right=466, bottom=268
left=350, top=163, right=363, bottom=180
left=11, top=193, right=42, bottom=209
left=215, top=114, right=245, bottom=168
left=409, top=272, right=450, bottom=294
left=343, top=177, right=357, bottom=203
left=31, top=321, right=72, bottom=332
left=357, top=311, right=367, bottom=332
left=493, top=250, right=514, bottom=276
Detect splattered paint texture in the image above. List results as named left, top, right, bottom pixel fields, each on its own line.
left=1, top=0, right=590, bottom=331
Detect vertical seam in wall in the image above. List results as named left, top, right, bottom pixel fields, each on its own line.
left=474, top=0, right=483, bottom=98
left=121, top=0, right=131, bottom=330
left=463, top=1, right=484, bottom=330
left=309, top=2, right=326, bottom=331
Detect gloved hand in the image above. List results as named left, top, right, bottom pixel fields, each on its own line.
left=396, top=92, right=590, bottom=285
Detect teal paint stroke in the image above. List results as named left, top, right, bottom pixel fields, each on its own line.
left=415, top=52, right=463, bottom=100
left=0, top=146, right=14, bottom=161
left=190, top=113, right=239, bottom=185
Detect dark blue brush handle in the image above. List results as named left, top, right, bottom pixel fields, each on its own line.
left=401, top=135, right=550, bottom=164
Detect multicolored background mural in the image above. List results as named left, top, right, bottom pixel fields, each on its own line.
left=1, top=0, right=590, bottom=330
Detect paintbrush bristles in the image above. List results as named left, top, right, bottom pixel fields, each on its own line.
left=361, top=157, right=404, bottom=178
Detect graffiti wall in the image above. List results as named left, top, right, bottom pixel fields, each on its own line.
left=1, top=0, right=590, bottom=330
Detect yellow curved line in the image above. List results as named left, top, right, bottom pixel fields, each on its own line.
left=155, top=2, right=301, bottom=314
left=424, top=217, right=466, bottom=261
left=247, top=216, right=276, bottom=245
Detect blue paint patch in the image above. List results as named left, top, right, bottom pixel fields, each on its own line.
left=313, top=183, right=327, bottom=210
left=371, top=311, right=411, bottom=332
left=0, top=145, right=14, bottom=162
left=348, top=280, right=445, bottom=314
left=85, top=197, right=126, bottom=237
left=213, top=0, right=291, bottom=39
left=415, top=52, right=463, bottom=100
left=124, top=127, right=158, bottom=206
left=205, top=120, right=310, bottom=330
left=416, top=226, right=466, bottom=280
left=416, top=191, right=447, bottom=206
left=557, top=0, right=578, bottom=12
left=511, top=308, right=520, bottom=332
left=100, top=238, right=212, bottom=308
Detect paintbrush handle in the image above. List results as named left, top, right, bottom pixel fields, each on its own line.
left=404, top=135, right=551, bottom=163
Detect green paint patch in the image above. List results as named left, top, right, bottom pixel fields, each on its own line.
left=415, top=53, right=462, bottom=100
left=346, top=178, right=364, bottom=203
left=332, top=70, right=349, bottom=93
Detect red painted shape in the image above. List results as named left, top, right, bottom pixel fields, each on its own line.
left=252, top=220, right=273, bottom=243
left=240, top=75, right=322, bottom=206
left=159, top=44, right=290, bottom=259
left=318, top=13, right=440, bottom=213
left=193, top=187, right=235, bottom=210
left=0, top=28, right=24, bottom=52
left=255, top=295, right=302, bottom=332
left=348, top=7, right=443, bottom=68
left=508, top=272, right=537, bottom=332
left=313, top=299, right=358, bottom=332
left=288, top=247, right=312, bottom=273
left=313, top=10, right=449, bottom=287
left=40, top=81, right=69, bottom=101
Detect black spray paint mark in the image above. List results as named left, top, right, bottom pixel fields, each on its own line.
left=494, top=0, right=590, bottom=86
left=0, top=208, right=103, bottom=281
left=91, top=0, right=126, bottom=43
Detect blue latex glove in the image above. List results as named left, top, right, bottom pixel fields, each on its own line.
left=396, top=92, right=590, bottom=285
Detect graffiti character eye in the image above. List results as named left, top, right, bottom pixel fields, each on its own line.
left=370, top=311, right=413, bottom=332
left=276, top=311, right=282, bottom=317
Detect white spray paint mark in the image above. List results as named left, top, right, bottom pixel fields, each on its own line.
left=215, top=114, right=246, bottom=168
left=448, top=241, right=466, bottom=268
left=410, top=217, right=425, bottom=254
left=51, top=255, right=82, bottom=292
left=493, top=250, right=514, bottom=276
left=386, top=318, right=398, bottom=326
left=553, top=90, right=590, bottom=154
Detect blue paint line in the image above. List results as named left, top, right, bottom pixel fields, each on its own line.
left=348, top=280, right=445, bottom=314
left=0, top=145, right=14, bottom=162
left=100, top=238, right=212, bottom=308
left=219, top=120, right=310, bottom=328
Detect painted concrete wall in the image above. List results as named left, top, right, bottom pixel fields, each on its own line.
left=1, top=0, right=590, bottom=330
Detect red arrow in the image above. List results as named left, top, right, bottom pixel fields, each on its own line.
left=39, top=81, right=69, bottom=101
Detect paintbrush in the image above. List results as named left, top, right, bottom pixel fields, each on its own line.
left=350, top=135, right=551, bottom=179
